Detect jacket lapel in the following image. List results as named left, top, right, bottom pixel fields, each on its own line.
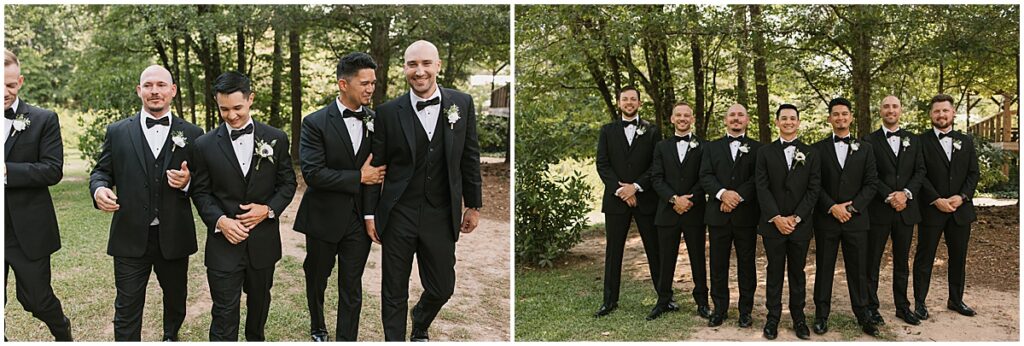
left=440, top=88, right=456, bottom=168
left=127, top=113, right=149, bottom=174
left=876, top=130, right=898, bottom=168
left=328, top=103, right=357, bottom=163
left=397, top=92, right=417, bottom=167
left=246, top=123, right=262, bottom=191
left=824, top=137, right=844, bottom=173
left=925, top=131, right=950, bottom=167
left=4, top=102, right=30, bottom=155
left=216, top=124, right=247, bottom=181
left=161, top=117, right=180, bottom=171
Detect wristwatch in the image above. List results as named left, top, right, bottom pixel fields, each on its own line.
left=268, top=208, right=276, bottom=219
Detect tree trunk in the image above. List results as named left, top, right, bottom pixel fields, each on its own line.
left=270, top=26, right=284, bottom=129
left=734, top=5, right=750, bottom=107
left=171, top=37, right=183, bottom=117
left=184, top=34, right=196, bottom=125
left=369, top=12, right=392, bottom=107
left=851, top=16, right=873, bottom=137
left=691, top=34, right=705, bottom=136
left=237, top=25, right=246, bottom=73
left=750, top=5, right=771, bottom=143
left=289, top=28, right=302, bottom=165
left=642, top=12, right=674, bottom=137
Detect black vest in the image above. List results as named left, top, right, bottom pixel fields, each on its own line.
left=400, top=113, right=450, bottom=209
left=143, top=133, right=173, bottom=221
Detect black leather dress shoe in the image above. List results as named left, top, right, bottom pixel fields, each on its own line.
left=794, top=321, right=811, bottom=340
left=812, top=318, right=828, bottom=335
left=410, top=327, right=429, bottom=342
left=860, top=322, right=880, bottom=337
left=895, top=308, right=921, bottom=325
left=49, top=316, right=73, bottom=342
left=696, top=305, right=713, bottom=319
left=870, top=310, right=885, bottom=326
left=947, top=301, right=977, bottom=316
left=708, top=314, right=725, bottom=327
left=914, top=304, right=929, bottom=320
left=595, top=302, right=618, bottom=317
left=738, top=313, right=753, bottom=328
left=311, top=330, right=329, bottom=342
left=646, top=305, right=670, bottom=321
left=667, top=301, right=680, bottom=311
left=762, top=320, right=779, bottom=340
left=163, top=335, right=179, bottom=342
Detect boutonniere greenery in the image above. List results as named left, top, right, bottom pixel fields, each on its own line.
left=901, top=136, right=911, bottom=149
left=849, top=140, right=860, bottom=152
left=446, top=105, right=461, bottom=130
left=688, top=138, right=699, bottom=149
left=952, top=138, right=962, bottom=151
left=793, top=148, right=807, bottom=166
left=171, top=131, right=187, bottom=152
left=253, top=137, right=277, bottom=170
left=11, top=114, right=30, bottom=133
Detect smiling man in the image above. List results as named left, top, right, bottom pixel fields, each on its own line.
left=90, top=64, right=204, bottom=341
left=363, top=40, right=482, bottom=341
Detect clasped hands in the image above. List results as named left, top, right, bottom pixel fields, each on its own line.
left=719, top=190, right=742, bottom=213
left=932, top=195, right=964, bottom=213
left=886, top=191, right=909, bottom=212
left=217, top=203, right=271, bottom=244
left=829, top=201, right=855, bottom=223
left=771, top=215, right=799, bottom=235
left=615, top=182, right=639, bottom=207
left=672, top=194, right=695, bottom=215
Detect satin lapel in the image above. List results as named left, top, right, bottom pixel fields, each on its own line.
left=877, top=131, right=898, bottom=167
left=127, top=114, right=149, bottom=174
left=246, top=123, right=262, bottom=192
left=925, top=132, right=950, bottom=167
left=3, top=102, right=30, bottom=154
left=824, top=139, right=844, bottom=173
left=161, top=117, right=179, bottom=171
left=397, top=93, right=417, bottom=167
left=440, top=88, right=456, bottom=167
left=725, top=139, right=737, bottom=166
left=679, top=140, right=696, bottom=169
left=949, top=131, right=963, bottom=166
left=216, top=124, right=247, bottom=181
left=328, top=104, right=357, bottom=163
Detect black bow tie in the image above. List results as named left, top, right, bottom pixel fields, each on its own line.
left=621, top=119, right=638, bottom=127
left=342, top=108, right=366, bottom=120
left=781, top=140, right=796, bottom=148
left=416, top=97, right=440, bottom=111
left=230, top=123, right=254, bottom=141
left=146, top=116, right=169, bottom=128
left=938, top=132, right=951, bottom=140
left=674, top=134, right=691, bottom=143
left=728, top=135, right=745, bottom=143
left=4, top=108, right=15, bottom=120
left=834, top=136, right=851, bottom=144
left=885, top=130, right=900, bottom=138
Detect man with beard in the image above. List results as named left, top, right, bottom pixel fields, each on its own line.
left=647, top=102, right=708, bottom=321
left=294, top=52, right=387, bottom=341
left=699, top=103, right=762, bottom=328
left=4, top=49, right=73, bottom=341
left=755, top=104, right=820, bottom=340
left=913, top=94, right=980, bottom=320
left=593, top=86, right=667, bottom=318
left=90, top=65, right=203, bottom=341
left=810, top=97, right=880, bottom=337
left=363, top=40, right=482, bottom=341
left=861, top=95, right=925, bottom=326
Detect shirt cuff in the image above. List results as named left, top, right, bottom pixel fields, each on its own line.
left=633, top=183, right=643, bottom=193
left=903, top=188, right=913, bottom=200
left=215, top=215, right=226, bottom=233
left=364, top=215, right=375, bottom=220
left=715, top=189, right=726, bottom=201
left=181, top=180, right=191, bottom=193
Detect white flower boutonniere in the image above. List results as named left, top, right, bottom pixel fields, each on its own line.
left=689, top=138, right=699, bottom=149
left=11, top=114, right=30, bottom=133
left=446, top=105, right=461, bottom=130
left=738, top=143, right=750, bottom=154
left=952, top=138, right=962, bottom=151
left=850, top=140, right=860, bottom=152
left=363, top=116, right=375, bottom=136
left=794, top=149, right=807, bottom=166
left=171, top=131, right=187, bottom=152
left=636, top=124, right=646, bottom=137
left=254, top=138, right=277, bottom=170
left=901, top=136, right=911, bottom=149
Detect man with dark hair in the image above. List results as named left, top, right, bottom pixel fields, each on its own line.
left=593, top=85, right=666, bottom=318
left=4, top=49, right=73, bottom=341
left=913, top=93, right=980, bottom=320
left=811, top=97, right=880, bottom=337
left=294, top=52, right=386, bottom=341
left=191, top=71, right=297, bottom=341
left=699, top=103, right=762, bottom=328
left=647, top=102, right=708, bottom=321
left=363, top=40, right=482, bottom=341
left=755, top=104, right=820, bottom=340
left=861, top=95, right=926, bottom=326
left=90, top=64, right=202, bottom=341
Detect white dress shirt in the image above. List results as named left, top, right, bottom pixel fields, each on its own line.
left=674, top=131, right=691, bottom=163
left=141, top=110, right=172, bottom=159
left=410, top=87, right=442, bottom=141
left=3, top=98, right=18, bottom=142
left=622, top=116, right=639, bottom=146
left=884, top=127, right=901, bottom=157
left=782, top=138, right=798, bottom=169
left=336, top=98, right=364, bottom=153
left=934, top=128, right=953, bottom=161
left=229, top=119, right=255, bottom=177
left=833, top=134, right=851, bottom=169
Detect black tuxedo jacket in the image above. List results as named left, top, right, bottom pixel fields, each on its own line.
left=294, top=103, right=374, bottom=243
left=754, top=139, right=821, bottom=240
left=861, top=129, right=925, bottom=226
left=812, top=136, right=878, bottom=232
left=918, top=130, right=979, bottom=226
left=191, top=121, right=296, bottom=271
left=649, top=136, right=706, bottom=227
left=364, top=88, right=483, bottom=240
left=699, top=136, right=763, bottom=227
left=596, top=119, right=661, bottom=215
left=89, top=113, right=203, bottom=259
left=5, top=101, right=64, bottom=260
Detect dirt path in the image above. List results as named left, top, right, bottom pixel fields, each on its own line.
left=277, top=162, right=511, bottom=341
left=572, top=212, right=1019, bottom=341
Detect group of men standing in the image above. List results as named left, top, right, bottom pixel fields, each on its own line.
left=595, top=86, right=980, bottom=340
left=4, top=39, right=482, bottom=342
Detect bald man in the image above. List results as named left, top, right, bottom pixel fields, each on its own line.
left=364, top=40, right=482, bottom=341
left=90, top=65, right=204, bottom=341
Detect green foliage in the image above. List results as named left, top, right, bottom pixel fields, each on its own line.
left=974, top=137, right=1017, bottom=196
left=477, top=114, right=508, bottom=155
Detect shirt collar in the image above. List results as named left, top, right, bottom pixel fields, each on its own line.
left=7, top=98, right=20, bottom=114
left=140, top=109, right=172, bottom=125
left=336, top=97, right=363, bottom=115
left=674, top=130, right=691, bottom=138
left=409, top=86, right=442, bottom=110
left=226, top=118, right=254, bottom=132
left=883, top=126, right=900, bottom=135
left=779, top=137, right=798, bottom=144
left=933, top=127, right=952, bottom=138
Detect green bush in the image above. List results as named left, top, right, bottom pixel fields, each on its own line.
left=478, top=113, right=509, bottom=156
left=975, top=137, right=1017, bottom=197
